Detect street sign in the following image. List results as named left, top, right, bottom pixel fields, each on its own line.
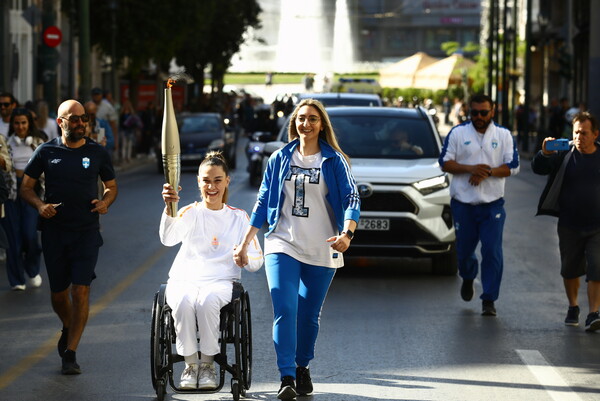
left=43, top=26, right=62, bottom=48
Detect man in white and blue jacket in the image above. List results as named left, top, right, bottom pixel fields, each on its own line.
left=439, top=94, right=520, bottom=316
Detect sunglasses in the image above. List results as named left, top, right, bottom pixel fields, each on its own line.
left=470, top=109, right=491, bottom=117
left=0, top=102, right=12, bottom=108
left=60, top=114, right=90, bottom=123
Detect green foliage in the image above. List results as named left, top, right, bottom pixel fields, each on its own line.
left=468, top=48, right=488, bottom=95
left=441, top=41, right=461, bottom=56
left=68, top=0, right=261, bottom=105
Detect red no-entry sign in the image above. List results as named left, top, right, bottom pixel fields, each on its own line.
left=43, top=26, right=62, bottom=47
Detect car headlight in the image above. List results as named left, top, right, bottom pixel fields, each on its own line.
left=250, top=142, right=265, bottom=153
left=208, top=139, right=225, bottom=150
left=412, top=174, right=449, bottom=195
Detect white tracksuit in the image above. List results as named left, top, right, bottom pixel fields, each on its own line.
left=159, top=202, right=263, bottom=357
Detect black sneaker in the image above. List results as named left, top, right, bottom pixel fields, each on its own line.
left=277, top=375, right=297, bottom=400
left=61, top=350, right=81, bottom=375
left=482, top=300, right=496, bottom=316
left=565, top=306, right=580, bottom=326
left=296, top=366, right=313, bottom=396
left=460, top=279, right=474, bottom=301
left=58, top=327, right=68, bottom=358
left=585, top=311, right=600, bottom=332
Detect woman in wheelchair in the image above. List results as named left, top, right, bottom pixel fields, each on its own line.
left=159, top=151, right=263, bottom=390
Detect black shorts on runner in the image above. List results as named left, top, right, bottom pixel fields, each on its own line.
left=41, top=228, right=103, bottom=292
left=558, top=224, right=600, bottom=281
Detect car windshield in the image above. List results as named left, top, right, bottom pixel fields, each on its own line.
left=330, top=115, right=439, bottom=159
left=179, top=116, right=220, bottom=134
left=316, top=98, right=380, bottom=107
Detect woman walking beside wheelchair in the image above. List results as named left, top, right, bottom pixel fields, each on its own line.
left=234, top=99, right=360, bottom=400
left=159, top=151, right=263, bottom=390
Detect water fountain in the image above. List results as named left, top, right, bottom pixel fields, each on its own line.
left=275, top=0, right=329, bottom=73
left=332, top=0, right=355, bottom=73
left=230, top=0, right=355, bottom=73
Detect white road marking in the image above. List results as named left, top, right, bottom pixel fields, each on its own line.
left=516, top=349, right=583, bottom=401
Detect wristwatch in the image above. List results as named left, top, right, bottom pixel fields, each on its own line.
left=342, top=229, right=354, bottom=240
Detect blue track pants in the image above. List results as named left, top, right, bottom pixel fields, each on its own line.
left=451, top=198, right=506, bottom=301
left=265, top=253, right=336, bottom=379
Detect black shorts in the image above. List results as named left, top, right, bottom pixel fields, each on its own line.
left=558, top=224, right=600, bottom=281
left=41, top=228, right=104, bottom=292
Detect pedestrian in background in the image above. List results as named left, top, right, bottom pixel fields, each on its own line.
left=91, top=87, right=119, bottom=158
left=20, top=99, right=117, bottom=375
left=34, top=99, right=60, bottom=141
left=119, top=100, right=142, bottom=163
left=439, top=94, right=520, bottom=316
left=2, top=108, right=45, bottom=291
left=0, top=92, right=18, bottom=137
left=532, top=111, right=600, bottom=332
left=234, top=99, right=360, bottom=400
left=159, top=151, right=263, bottom=390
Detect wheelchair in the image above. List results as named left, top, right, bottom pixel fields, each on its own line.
left=150, top=281, right=252, bottom=401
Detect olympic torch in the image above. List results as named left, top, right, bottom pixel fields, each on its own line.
left=161, top=79, right=181, bottom=217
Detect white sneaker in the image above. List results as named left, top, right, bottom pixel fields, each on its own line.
left=11, top=284, right=26, bottom=291
left=180, top=363, right=199, bottom=389
left=198, top=362, right=217, bottom=390
left=28, top=274, right=42, bottom=288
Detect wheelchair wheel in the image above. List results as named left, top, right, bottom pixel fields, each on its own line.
left=240, top=291, right=252, bottom=390
left=231, top=379, right=241, bottom=401
left=150, top=289, right=170, bottom=398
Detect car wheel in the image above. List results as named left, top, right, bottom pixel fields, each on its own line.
left=431, top=242, right=458, bottom=276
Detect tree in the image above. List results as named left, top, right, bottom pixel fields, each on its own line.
left=174, top=0, right=261, bottom=110
left=63, top=0, right=260, bottom=111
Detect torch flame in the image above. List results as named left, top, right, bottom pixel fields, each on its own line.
left=167, top=79, right=176, bottom=89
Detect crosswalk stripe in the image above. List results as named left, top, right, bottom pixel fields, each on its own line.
left=516, top=349, right=583, bottom=401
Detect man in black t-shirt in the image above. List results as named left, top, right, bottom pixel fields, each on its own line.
left=532, top=111, right=600, bottom=332
left=20, top=99, right=118, bottom=375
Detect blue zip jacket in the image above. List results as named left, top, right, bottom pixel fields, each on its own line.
left=250, top=139, right=360, bottom=236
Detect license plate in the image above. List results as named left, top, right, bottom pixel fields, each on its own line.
left=358, top=218, right=390, bottom=231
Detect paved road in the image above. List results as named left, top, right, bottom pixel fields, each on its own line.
left=1, top=138, right=600, bottom=400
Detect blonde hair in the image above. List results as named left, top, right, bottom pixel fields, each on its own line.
left=288, top=99, right=350, bottom=164
left=199, top=150, right=230, bottom=203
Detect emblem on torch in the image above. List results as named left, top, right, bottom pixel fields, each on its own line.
left=161, top=79, right=181, bottom=217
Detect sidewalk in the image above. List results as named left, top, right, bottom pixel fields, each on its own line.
left=114, top=154, right=155, bottom=174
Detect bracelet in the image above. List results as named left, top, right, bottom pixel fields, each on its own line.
left=488, top=168, right=493, bottom=176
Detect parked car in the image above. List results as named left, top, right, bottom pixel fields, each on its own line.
left=295, top=92, right=382, bottom=107
left=261, top=106, right=456, bottom=274
left=329, top=77, right=382, bottom=94
left=155, top=112, right=237, bottom=173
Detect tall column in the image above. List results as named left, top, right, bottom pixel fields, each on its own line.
left=0, top=1, right=9, bottom=91
left=589, top=0, right=600, bottom=119
left=78, top=0, right=90, bottom=101
left=41, top=0, right=58, bottom=111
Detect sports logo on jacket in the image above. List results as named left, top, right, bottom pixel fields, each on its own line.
left=82, top=157, right=90, bottom=168
left=492, top=140, right=498, bottom=149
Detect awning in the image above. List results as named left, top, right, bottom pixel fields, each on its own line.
left=412, top=54, right=475, bottom=90
left=379, top=52, right=439, bottom=89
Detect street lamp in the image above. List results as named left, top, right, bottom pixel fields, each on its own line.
left=536, top=13, right=549, bottom=151
left=109, top=0, right=118, bottom=107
